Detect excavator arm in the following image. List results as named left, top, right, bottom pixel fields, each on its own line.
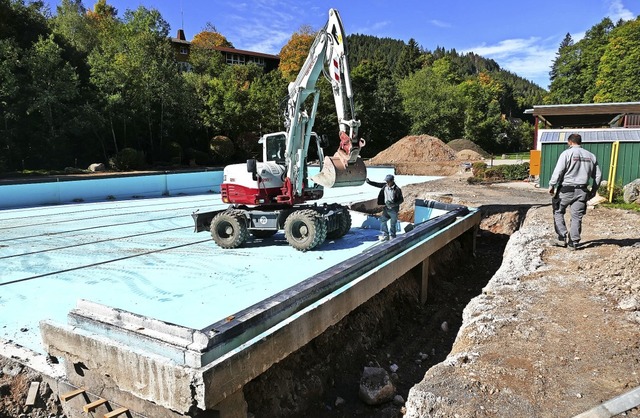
left=283, top=8, right=366, bottom=196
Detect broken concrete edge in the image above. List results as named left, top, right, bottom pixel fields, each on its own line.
left=39, top=320, right=203, bottom=415
left=0, top=338, right=64, bottom=378
left=73, top=299, right=209, bottom=351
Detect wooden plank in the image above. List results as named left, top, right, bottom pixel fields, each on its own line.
left=419, top=257, right=429, bottom=304
left=25, top=382, right=39, bottom=406
left=104, top=407, right=129, bottom=418
left=59, top=387, right=85, bottom=402
left=83, top=398, right=108, bottom=412
left=573, top=386, right=640, bottom=418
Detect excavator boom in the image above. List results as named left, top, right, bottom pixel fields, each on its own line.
left=284, top=8, right=366, bottom=190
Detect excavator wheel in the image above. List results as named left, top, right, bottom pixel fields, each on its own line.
left=250, top=229, right=278, bottom=239
left=284, top=209, right=327, bottom=251
left=210, top=210, right=248, bottom=249
left=326, top=209, right=352, bottom=239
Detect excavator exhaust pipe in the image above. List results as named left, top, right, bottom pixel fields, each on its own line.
left=310, top=154, right=367, bottom=188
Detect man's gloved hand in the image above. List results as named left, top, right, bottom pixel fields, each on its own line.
left=548, top=187, right=555, bottom=195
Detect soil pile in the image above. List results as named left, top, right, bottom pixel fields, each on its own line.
left=367, top=135, right=463, bottom=176
left=368, top=135, right=458, bottom=164
left=456, top=149, right=485, bottom=161
left=447, top=138, right=490, bottom=158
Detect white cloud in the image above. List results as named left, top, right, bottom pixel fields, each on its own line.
left=462, top=37, right=559, bottom=88
left=607, top=0, right=635, bottom=21
left=352, top=20, right=390, bottom=36
left=429, top=19, right=451, bottom=28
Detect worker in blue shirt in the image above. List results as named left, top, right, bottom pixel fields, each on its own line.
left=366, top=174, right=404, bottom=241
left=548, top=133, right=602, bottom=250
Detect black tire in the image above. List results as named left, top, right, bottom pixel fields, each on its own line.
left=326, top=209, right=352, bottom=239
left=250, top=229, right=277, bottom=239
left=210, top=210, right=248, bottom=249
left=284, top=209, right=327, bottom=251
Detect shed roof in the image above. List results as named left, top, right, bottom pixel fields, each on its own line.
left=525, top=102, right=640, bottom=128
left=539, top=128, right=640, bottom=143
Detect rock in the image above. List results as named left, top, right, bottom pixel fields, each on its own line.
left=389, top=363, right=399, bottom=373
left=88, top=163, right=106, bottom=172
left=335, top=396, right=345, bottom=407
left=393, top=394, right=405, bottom=406
left=623, top=178, right=640, bottom=204
left=359, top=366, right=395, bottom=405
left=618, top=296, right=639, bottom=311
left=441, top=321, right=449, bottom=332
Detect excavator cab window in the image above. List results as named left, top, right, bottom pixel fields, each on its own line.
left=264, top=134, right=287, bottom=163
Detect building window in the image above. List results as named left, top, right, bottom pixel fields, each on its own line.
left=247, top=56, right=265, bottom=66
left=226, top=53, right=245, bottom=65
left=180, top=46, right=188, bottom=55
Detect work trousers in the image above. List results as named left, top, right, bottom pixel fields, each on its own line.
left=380, top=206, right=399, bottom=237
left=553, top=187, right=588, bottom=243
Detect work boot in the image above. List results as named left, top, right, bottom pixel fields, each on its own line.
left=554, top=235, right=567, bottom=247
left=568, top=241, right=579, bottom=251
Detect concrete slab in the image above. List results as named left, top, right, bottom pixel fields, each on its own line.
left=0, top=170, right=437, bottom=354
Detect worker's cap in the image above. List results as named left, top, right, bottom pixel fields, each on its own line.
left=384, top=174, right=394, bottom=182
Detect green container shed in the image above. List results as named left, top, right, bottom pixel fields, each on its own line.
left=539, top=129, right=640, bottom=189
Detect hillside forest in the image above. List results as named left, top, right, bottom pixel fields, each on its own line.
left=1, top=0, right=639, bottom=173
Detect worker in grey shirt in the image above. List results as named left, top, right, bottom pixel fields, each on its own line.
left=548, top=133, right=602, bottom=250
left=366, top=174, right=404, bottom=241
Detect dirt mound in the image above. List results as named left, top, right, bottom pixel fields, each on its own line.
left=368, top=135, right=458, bottom=165
left=456, top=149, right=485, bottom=161
left=447, top=138, right=490, bottom=158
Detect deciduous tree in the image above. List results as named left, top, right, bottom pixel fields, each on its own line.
left=279, top=25, right=314, bottom=80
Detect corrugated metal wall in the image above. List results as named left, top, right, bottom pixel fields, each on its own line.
left=540, top=142, right=640, bottom=188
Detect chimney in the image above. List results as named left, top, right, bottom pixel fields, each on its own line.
left=177, top=29, right=186, bottom=41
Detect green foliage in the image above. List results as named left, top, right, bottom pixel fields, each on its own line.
left=399, top=66, right=463, bottom=140
left=547, top=33, right=583, bottom=104
left=109, top=147, right=146, bottom=171
left=209, top=135, right=235, bottom=164
left=471, top=162, right=488, bottom=177
left=468, top=162, right=529, bottom=183
left=351, top=59, right=408, bottom=157
left=499, top=162, right=530, bottom=180
left=547, top=17, right=640, bottom=104
left=593, top=18, right=640, bottom=102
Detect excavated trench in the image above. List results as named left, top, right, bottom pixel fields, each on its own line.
left=243, top=205, right=531, bottom=417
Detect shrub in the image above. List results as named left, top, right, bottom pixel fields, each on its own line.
left=185, top=148, right=211, bottom=166
left=499, top=162, right=530, bottom=180
left=471, top=162, right=487, bottom=177
left=467, top=162, right=530, bottom=183
left=209, top=135, right=235, bottom=164
left=109, top=148, right=146, bottom=171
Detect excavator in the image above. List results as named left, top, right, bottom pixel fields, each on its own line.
left=192, top=8, right=367, bottom=251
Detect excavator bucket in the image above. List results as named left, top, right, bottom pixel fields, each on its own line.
left=310, top=155, right=367, bottom=188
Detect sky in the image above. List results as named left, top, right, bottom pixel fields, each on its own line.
left=44, top=0, right=639, bottom=89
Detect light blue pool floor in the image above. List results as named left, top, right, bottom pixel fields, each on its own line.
left=0, top=175, right=435, bottom=353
